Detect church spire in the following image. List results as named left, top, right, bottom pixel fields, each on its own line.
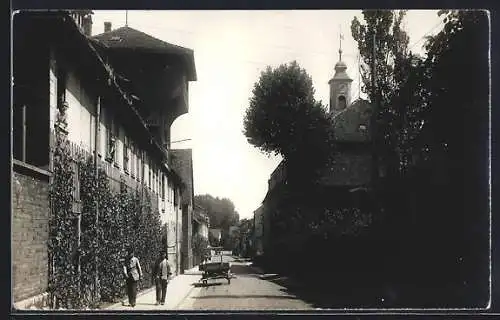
left=339, top=25, right=344, bottom=61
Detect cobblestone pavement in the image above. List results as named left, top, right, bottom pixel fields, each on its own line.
left=176, top=256, right=314, bottom=310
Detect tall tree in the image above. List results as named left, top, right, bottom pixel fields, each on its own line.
left=351, top=10, right=414, bottom=180
left=243, top=61, right=337, bottom=188
left=423, top=10, right=489, bottom=303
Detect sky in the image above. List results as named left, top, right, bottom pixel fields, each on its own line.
left=91, top=10, right=444, bottom=219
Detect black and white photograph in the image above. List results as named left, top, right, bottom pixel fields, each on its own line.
left=11, top=8, right=490, bottom=312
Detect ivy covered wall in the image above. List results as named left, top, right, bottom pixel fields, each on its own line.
left=48, top=106, right=164, bottom=309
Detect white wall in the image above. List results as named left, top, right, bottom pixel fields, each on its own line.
left=199, top=223, right=209, bottom=239
left=51, top=48, right=187, bottom=272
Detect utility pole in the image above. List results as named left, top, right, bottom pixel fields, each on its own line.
left=94, top=95, right=101, bottom=303
left=371, top=31, right=379, bottom=187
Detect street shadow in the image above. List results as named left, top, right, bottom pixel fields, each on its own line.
left=192, top=294, right=300, bottom=300
left=266, top=276, right=387, bottom=309
left=192, top=282, right=225, bottom=288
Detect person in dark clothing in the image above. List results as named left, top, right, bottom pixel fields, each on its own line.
left=123, top=247, right=142, bottom=307
left=153, top=250, right=172, bottom=305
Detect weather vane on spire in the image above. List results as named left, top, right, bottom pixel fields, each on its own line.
left=339, top=24, right=344, bottom=61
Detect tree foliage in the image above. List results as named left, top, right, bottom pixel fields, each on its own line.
left=243, top=61, right=337, bottom=186
left=194, top=194, right=239, bottom=230
left=351, top=11, right=416, bottom=179
left=348, top=9, right=489, bottom=304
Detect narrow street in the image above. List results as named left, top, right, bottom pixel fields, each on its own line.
left=176, top=254, right=314, bottom=310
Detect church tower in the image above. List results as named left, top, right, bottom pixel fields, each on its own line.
left=328, top=31, right=353, bottom=115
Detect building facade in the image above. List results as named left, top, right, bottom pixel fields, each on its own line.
left=12, top=11, right=197, bottom=308
left=170, top=149, right=195, bottom=271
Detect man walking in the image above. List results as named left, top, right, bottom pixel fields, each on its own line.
left=153, top=250, right=172, bottom=305
left=123, top=247, right=142, bottom=307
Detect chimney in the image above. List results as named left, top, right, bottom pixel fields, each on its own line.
left=82, top=15, right=92, bottom=36
left=104, top=22, right=112, bottom=33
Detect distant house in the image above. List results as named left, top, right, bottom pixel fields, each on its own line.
left=192, top=204, right=209, bottom=264
left=170, top=149, right=196, bottom=271
left=264, top=50, right=375, bottom=208
left=11, top=11, right=196, bottom=308
left=209, top=228, right=222, bottom=242
left=259, top=46, right=376, bottom=255
left=193, top=204, right=210, bottom=239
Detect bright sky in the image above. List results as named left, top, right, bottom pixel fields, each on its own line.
left=91, top=10, right=443, bottom=219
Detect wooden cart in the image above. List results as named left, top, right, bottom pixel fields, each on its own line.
left=198, top=246, right=232, bottom=285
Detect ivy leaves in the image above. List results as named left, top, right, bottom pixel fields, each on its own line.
left=49, top=144, right=164, bottom=308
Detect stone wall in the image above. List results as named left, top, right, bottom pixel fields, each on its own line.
left=12, top=170, right=50, bottom=303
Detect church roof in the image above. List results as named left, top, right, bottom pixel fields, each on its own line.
left=333, top=98, right=372, bottom=142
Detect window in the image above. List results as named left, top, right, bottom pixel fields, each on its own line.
left=113, top=119, right=119, bottom=165
left=174, top=187, right=179, bottom=206
left=137, top=150, right=141, bottom=182
left=155, top=165, right=158, bottom=193
left=123, top=134, right=129, bottom=173
left=130, top=143, right=135, bottom=177
left=148, top=158, right=152, bottom=188
left=105, top=109, right=116, bottom=162
left=338, top=95, right=347, bottom=110
left=168, top=180, right=172, bottom=203
left=156, top=167, right=160, bottom=194
left=161, top=174, right=165, bottom=200
left=12, top=44, right=50, bottom=170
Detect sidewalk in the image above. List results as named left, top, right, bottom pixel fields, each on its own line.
left=106, top=265, right=202, bottom=311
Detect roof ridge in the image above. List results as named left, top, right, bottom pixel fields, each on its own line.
left=93, top=25, right=193, bottom=53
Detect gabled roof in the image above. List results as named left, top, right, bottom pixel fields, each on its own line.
left=92, top=26, right=197, bottom=81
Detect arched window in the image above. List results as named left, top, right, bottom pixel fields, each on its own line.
left=338, top=95, right=347, bottom=110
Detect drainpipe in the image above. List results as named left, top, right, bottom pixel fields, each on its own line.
left=175, top=188, right=179, bottom=274
left=94, top=96, right=101, bottom=301
left=21, top=104, right=27, bottom=162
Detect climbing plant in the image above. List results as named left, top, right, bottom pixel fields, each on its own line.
left=48, top=102, right=80, bottom=309
left=49, top=147, right=165, bottom=308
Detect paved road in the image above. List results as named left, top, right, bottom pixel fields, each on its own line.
left=177, top=255, right=314, bottom=310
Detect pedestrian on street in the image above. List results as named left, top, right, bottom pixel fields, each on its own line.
left=153, top=250, right=172, bottom=305
left=123, top=247, right=142, bottom=307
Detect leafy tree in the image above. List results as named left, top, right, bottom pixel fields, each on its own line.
left=351, top=10, right=418, bottom=182
left=194, top=194, right=239, bottom=230
left=243, top=61, right=337, bottom=187
left=351, top=9, right=489, bottom=304
left=422, top=10, right=489, bottom=301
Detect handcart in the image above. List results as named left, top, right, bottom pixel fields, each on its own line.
left=198, top=246, right=232, bottom=285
